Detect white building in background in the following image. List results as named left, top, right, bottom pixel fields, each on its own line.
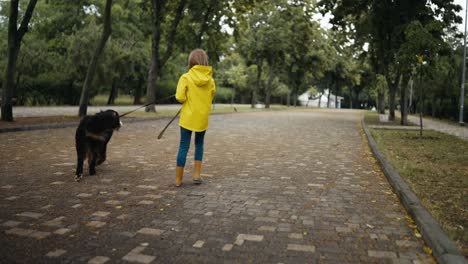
left=298, top=89, right=344, bottom=108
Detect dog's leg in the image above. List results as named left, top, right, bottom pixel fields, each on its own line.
left=97, top=142, right=107, bottom=165
left=75, top=142, right=87, bottom=182
left=97, top=130, right=112, bottom=165
left=88, top=143, right=98, bottom=175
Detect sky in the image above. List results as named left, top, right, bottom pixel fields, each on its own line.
left=455, top=0, right=467, bottom=33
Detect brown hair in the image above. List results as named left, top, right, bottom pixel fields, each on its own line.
left=188, top=49, right=209, bottom=69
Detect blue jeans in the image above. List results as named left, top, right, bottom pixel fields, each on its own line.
left=176, top=127, right=206, bottom=167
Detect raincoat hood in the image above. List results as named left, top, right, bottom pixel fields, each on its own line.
left=188, top=65, right=213, bottom=87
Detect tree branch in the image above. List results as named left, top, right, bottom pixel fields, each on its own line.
left=161, top=0, right=187, bottom=66
left=17, top=0, right=38, bottom=41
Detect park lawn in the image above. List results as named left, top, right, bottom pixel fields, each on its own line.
left=364, top=111, right=408, bottom=126
left=370, top=128, right=468, bottom=256
left=90, top=95, right=136, bottom=105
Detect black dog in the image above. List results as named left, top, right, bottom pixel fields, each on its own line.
left=75, top=110, right=122, bottom=181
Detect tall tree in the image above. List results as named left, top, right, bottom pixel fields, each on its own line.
left=78, top=0, right=113, bottom=117
left=1, top=0, right=38, bottom=121
left=145, top=0, right=187, bottom=112
left=319, top=0, right=462, bottom=121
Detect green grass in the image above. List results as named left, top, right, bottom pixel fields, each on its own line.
left=364, top=111, right=411, bottom=126
left=90, top=95, right=137, bottom=105
left=370, top=128, right=468, bottom=256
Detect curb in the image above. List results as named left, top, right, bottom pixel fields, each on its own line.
left=361, top=118, right=467, bottom=264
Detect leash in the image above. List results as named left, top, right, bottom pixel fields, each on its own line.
left=118, top=94, right=175, bottom=117
left=157, top=108, right=181, bottom=139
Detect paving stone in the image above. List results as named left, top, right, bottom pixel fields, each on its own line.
left=136, top=185, right=158, bottom=190
left=29, top=230, right=51, bottom=239
left=336, top=227, right=352, bottom=233
left=104, top=200, right=121, bottom=205
left=307, top=183, right=324, bottom=187
left=122, top=246, right=155, bottom=264
left=92, top=211, right=111, bottom=217
left=193, top=240, right=205, bottom=248
left=46, top=249, right=66, bottom=257
left=54, top=228, right=72, bottom=235
left=88, top=256, right=110, bottom=264
left=5, top=227, right=34, bottom=237
left=287, top=244, right=315, bottom=253
left=254, top=217, right=277, bottom=223
left=137, top=200, right=154, bottom=205
left=368, top=250, right=397, bottom=258
left=222, top=244, right=234, bottom=251
left=396, top=240, right=420, bottom=248
left=16, top=212, right=44, bottom=219
left=77, top=193, right=93, bottom=198
left=42, top=216, right=65, bottom=227
left=258, top=226, right=276, bottom=232
left=117, top=214, right=129, bottom=220
left=137, top=228, right=163, bottom=236
left=288, top=233, right=303, bottom=239
left=189, top=219, right=200, bottom=224
left=236, top=234, right=264, bottom=242
left=1, top=220, right=21, bottom=227
left=86, top=221, right=106, bottom=228
left=144, top=194, right=162, bottom=199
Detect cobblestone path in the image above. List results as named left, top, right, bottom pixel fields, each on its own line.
left=0, top=110, right=433, bottom=263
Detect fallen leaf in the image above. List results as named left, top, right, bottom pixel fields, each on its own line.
left=414, top=230, right=422, bottom=238
left=423, top=246, right=432, bottom=255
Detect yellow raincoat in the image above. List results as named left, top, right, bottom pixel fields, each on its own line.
left=176, top=65, right=216, bottom=132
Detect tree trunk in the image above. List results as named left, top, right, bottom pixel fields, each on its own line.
left=387, top=74, right=400, bottom=121
left=388, top=84, right=396, bottom=120
left=146, top=0, right=186, bottom=112
left=78, top=0, right=112, bottom=117
left=265, top=54, right=276, bottom=109
left=377, top=89, right=385, bottom=114
left=107, top=78, right=118, bottom=105
left=1, top=0, right=38, bottom=121
left=134, top=76, right=143, bottom=105
left=252, top=58, right=261, bottom=108
left=335, top=89, right=338, bottom=108
left=400, top=74, right=409, bottom=125
left=327, top=89, right=331, bottom=108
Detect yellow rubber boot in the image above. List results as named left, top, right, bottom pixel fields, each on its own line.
left=175, top=166, right=184, bottom=187
left=193, top=160, right=202, bottom=184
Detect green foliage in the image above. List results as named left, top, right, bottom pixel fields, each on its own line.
left=214, top=86, right=234, bottom=103
left=0, top=0, right=464, bottom=121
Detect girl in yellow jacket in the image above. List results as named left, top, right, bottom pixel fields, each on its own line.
left=175, top=49, right=216, bottom=187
